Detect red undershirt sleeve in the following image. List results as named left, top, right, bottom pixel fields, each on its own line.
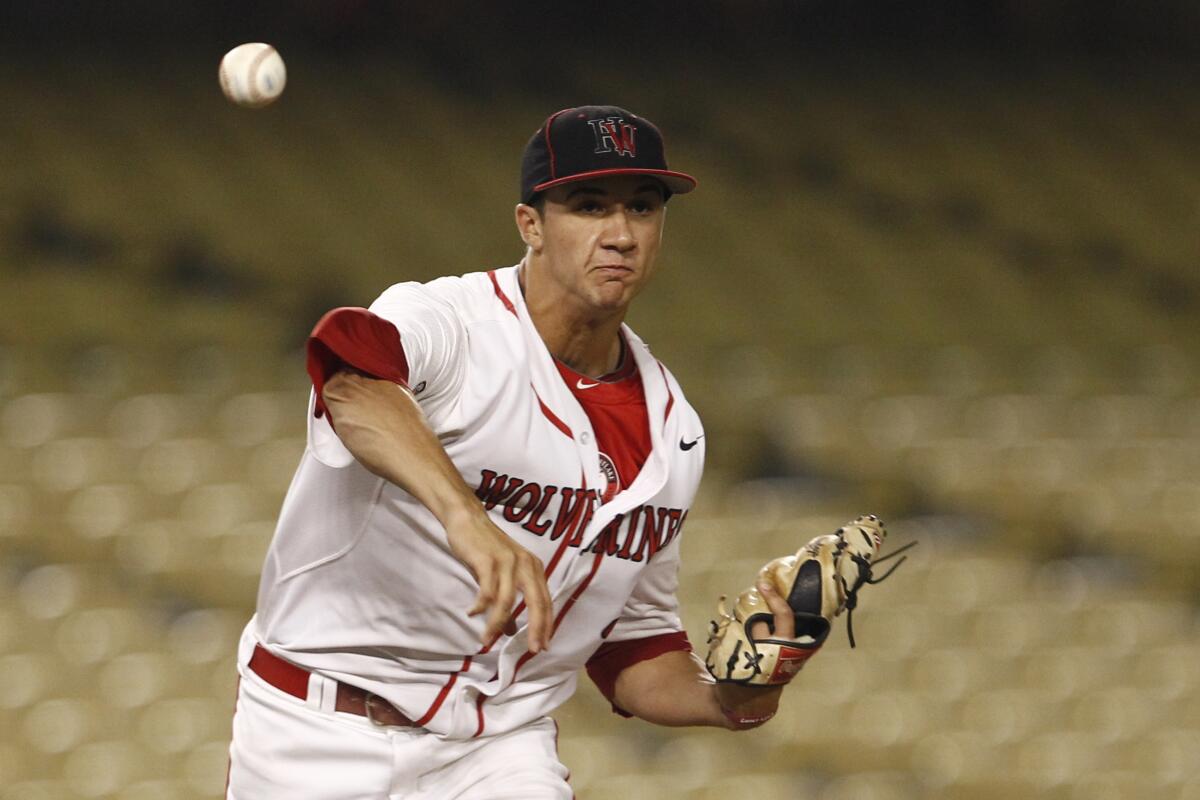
left=306, top=307, right=410, bottom=422
left=585, top=630, right=692, bottom=718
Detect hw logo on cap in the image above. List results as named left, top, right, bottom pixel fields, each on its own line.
left=588, top=117, right=637, bottom=158
left=519, top=105, right=696, bottom=204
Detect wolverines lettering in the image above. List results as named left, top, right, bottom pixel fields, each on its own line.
left=475, top=469, right=686, bottom=561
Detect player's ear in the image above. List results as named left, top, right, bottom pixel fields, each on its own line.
left=515, top=203, right=544, bottom=252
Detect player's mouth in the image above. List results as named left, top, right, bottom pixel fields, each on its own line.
left=591, top=264, right=634, bottom=276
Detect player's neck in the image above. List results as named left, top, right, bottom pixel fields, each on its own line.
left=519, top=263, right=626, bottom=378
left=543, top=317, right=624, bottom=378
left=529, top=300, right=625, bottom=378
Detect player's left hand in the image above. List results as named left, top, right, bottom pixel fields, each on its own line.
left=712, top=580, right=792, bottom=729
left=704, top=516, right=907, bottom=690
left=750, top=579, right=795, bottom=639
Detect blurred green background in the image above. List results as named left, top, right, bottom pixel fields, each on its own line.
left=1, top=2, right=1198, bottom=798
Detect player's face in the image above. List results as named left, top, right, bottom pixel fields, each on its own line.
left=533, top=176, right=666, bottom=312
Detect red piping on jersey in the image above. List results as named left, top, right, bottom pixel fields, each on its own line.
left=552, top=549, right=606, bottom=633
left=414, top=655, right=473, bottom=726
left=540, top=525, right=575, bottom=581
left=488, top=270, right=518, bottom=317
left=508, top=546, right=607, bottom=689
left=500, top=548, right=608, bottom=688
left=473, top=692, right=487, bottom=738
left=502, top=470, right=590, bottom=658
left=657, top=361, right=675, bottom=422
left=535, top=388, right=573, bottom=439
left=541, top=469, right=590, bottom=579
left=511, top=647, right=538, bottom=682
left=486, top=270, right=573, bottom=443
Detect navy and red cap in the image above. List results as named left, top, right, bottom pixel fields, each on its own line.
left=520, top=105, right=697, bottom=205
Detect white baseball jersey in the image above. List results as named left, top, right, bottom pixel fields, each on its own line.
left=251, top=263, right=705, bottom=740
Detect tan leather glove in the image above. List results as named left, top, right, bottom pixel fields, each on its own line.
left=704, top=515, right=908, bottom=686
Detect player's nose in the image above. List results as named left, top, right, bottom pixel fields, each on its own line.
left=601, top=209, right=637, bottom=252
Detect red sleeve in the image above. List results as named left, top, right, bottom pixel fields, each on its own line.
left=306, top=307, right=410, bottom=422
left=585, top=631, right=692, bottom=718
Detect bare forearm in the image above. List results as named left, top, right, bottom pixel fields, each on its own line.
left=323, top=371, right=480, bottom=525
left=612, top=650, right=785, bottom=730
left=611, top=650, right=728, bottom=728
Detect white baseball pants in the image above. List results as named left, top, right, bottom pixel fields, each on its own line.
left=226, top=660, right=573, bottom=799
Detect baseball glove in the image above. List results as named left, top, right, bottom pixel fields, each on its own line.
left=704, top=515, right=915, bottom=686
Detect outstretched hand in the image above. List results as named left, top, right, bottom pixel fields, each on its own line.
left=445, top=509, right=554, bottom=654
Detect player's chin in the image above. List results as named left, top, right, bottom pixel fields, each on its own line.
left=590, top=280, right=640, bottom=310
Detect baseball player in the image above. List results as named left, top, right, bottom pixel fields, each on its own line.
left=226, top=105, right=892, bottom=799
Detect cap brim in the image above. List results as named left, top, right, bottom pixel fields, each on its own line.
left=532, top=168, right=697, bottom=197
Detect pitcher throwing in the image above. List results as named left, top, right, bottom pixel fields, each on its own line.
left=226, top=105, right=894, bottom=799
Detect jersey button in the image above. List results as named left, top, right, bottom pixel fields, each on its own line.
left=580, top=432, right=591, bottom=445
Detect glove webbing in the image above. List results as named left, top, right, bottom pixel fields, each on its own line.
left=842, top=540, right=919, bottom=649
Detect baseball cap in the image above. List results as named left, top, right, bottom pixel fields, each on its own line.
left=520, top=105, right=697, bottom=205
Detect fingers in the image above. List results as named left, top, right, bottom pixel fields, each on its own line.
left=468, top=550, right=553, bottom=652
left=482, top=555, right=517, bottom=647
left=757, top=580, right=796, bottom=639
left=517, top=554, right=553, bottom=653
left=452, top=519, right=554, bottom=652
left=467, top=558, right=498, bottom=617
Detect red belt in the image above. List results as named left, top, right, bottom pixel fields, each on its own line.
left=249, top=644, right=418, bottom=728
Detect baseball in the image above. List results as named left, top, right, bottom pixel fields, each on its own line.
left=218, top=43, right=286, bottom=108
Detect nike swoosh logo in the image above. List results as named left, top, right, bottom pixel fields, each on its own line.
left=576, top=379, right=599, bottom=389
left=680, top=436, right=704, bottom=451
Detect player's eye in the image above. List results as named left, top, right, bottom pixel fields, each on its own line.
left=630, top=197, right=661, bottom=215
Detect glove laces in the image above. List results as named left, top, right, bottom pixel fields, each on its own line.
left=843, top=540, right=918, bottom=648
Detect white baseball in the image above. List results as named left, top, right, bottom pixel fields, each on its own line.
left=218, top=43, right=286, bottom=108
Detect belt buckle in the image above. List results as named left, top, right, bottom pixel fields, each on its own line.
left=364, top=692, right=395, bottom=727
